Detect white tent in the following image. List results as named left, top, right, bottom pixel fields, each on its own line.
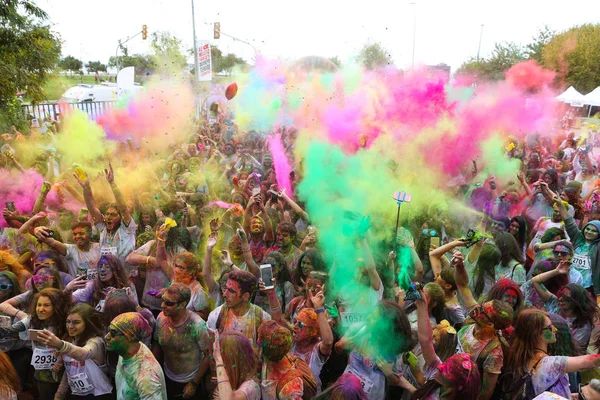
left=583, top=86, right=600, bottom=107
left=556, top=86, right=585, bottom=106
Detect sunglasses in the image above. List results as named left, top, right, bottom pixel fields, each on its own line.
left=297, top=321, right=306, bottom=329
left=422, top=229, right=437, bottom=237
left=161, top=297, right=180, bottom=307
left=553, top=250, right=570, bottom=256
left=542, top=324, right=555, bottom=332
left=108, top=328, right=125, bottom=338
left=469, top=304, right=491, bottom=322
left=0, top=283, right=13, bottom=291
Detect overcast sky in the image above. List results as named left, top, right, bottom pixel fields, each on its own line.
left=36, top=0, right=597, bottom=73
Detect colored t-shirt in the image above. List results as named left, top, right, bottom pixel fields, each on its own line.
left=115, top=342, right=167, bottom=400
left=495, top=259, right=526, bottom=286
left=187, top=280, right=210, bottom=313
left=96, top=219, right=137, bottom=277
left=457, top=324, right=503, bottom=375
left=291, top=342, right=329, bottom=393
left=531, top=356, right=570, bottom=398
left=154, top=311, right=210, bottom=382
left=343, top=349, right=400, bottom=400
left=572, top=242, right=592, bottom=288
left=261, top=361, right=304, bottom=400
left=64, top=243, right=101, bottom=279
left=206, top=304, right=271, bottom=347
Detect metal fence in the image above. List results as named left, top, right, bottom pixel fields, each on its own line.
left=21, top=101, right=116, bottom=121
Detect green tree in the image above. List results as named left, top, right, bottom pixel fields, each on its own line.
left=209, top=45, right=246, bottom=75
left=357, top=42, right=392, bottom=70
left=526, top=25, right=555, bottom=63
left=108, top=54, right=153, bottom=78
left=0, top=0, right=61, bottom=111
left=329, top=56, right=342, bottom=68
left=59, top=56, right=83, bottom=76
left=85, top=61, right=107, bottom=74
left=150, top=31, right=187, bottom=71
left=542, top=24, right=600, bottom=93
left=457, top=42, right=525, bottom=80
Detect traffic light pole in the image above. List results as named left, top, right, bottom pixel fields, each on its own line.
left=114, top=30, right=143, bottom=74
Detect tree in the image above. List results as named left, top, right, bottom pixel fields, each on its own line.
left=457, top=42, right=526, bottom=81
left=86, top=61, right=107, bottom=74
left=357, top=42, right=392, bottom=70
left=329, top=56, right=342, bottom=68
left=150, top=31, right=187, bottom=71
left=0, top=0, right=61, bottom=110
left=108, top=54, right=153, bottom=78
left=526, top=25, right=555, bottom=63
left=209, top=45, right=247, bottom=75
left=59, top=56, right=83, bottom=77
left=542, top=24, right=600, bottom=93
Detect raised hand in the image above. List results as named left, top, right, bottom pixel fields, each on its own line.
left=104, top=161, right=115, bottom=184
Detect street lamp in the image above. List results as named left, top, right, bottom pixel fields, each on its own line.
left=410, top=1, right=416, bottom=67
left=477, top=24, right=484, bottom=61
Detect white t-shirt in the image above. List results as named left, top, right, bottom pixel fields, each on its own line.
left=64, top=243, right=101, bottom=279
left=291, top=341, right=329, bottom=393
left=207, top=304, right=271, bottom=347
left=187, top=280, right=210, bottom=313
left=96, top=219, right=137, bottom=276
left=115, top=342, right=167, bottom=400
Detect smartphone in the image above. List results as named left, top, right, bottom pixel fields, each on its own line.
left=252, top=187, right=261, bottom=196
left=5, top=201, right=16, bottom=212
left=260, top=264, right=274, bottom=289
left=47, top=230, right=55, bottom=237
left=431, top=237, right=440, bottom=247
left=27, top=329, right=43, bottom=341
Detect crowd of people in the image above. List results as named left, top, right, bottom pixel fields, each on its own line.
left=0, top=101, right=600, bottom=400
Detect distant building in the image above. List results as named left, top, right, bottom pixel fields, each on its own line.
left=425, top=64, right=451, bottom=82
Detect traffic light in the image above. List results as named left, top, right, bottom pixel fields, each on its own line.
left=214, top=22, right=220, bottom=39
left=142, top=25, right=147, bottom=40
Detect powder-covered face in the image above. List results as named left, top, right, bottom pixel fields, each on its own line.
left=160, top=292, right=182, bottom=317
left=584, top=225, right=599, bottom=242
left=0, top=276, right=13, bottom=302
left=301, top=256, right=313, bottom=277
left=276, top=229, right=292, bottom=249
left=72, top=227, right=89, bottom=248
left=541, top=317, right=557, bottom=344
left=104, top=207, right=121, bottom=232
left=293, top=311, right=317, bottom=342
left=223, top=280, right=245, bottom=308
left=500, top=289, right=519, bottom=308
left=557, top=288, right=573, bottom=312
left=36, top=295, right=54, bottom=321
left=98, top=260, right=113, bottom=283
left=66, top=312, right=85, bottom=338
left=105, top=324, right=128, bottom=353
left=33, top=268, right=55, bottom=291
left=250, top=217, right=264, bottom=234
left=173, top=259, right=194, bottom=285
left=141, top=213, right=153, bottom=226
left=509, top=221, right=520, bottom=236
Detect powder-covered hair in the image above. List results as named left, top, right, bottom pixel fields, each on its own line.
left=258, top=320, right=292, bottom=362
left=219, top=331, right=258, bottom=390
left=165, top=282, right=192, bottom=306
left=312, top=373, right=368, bottom=400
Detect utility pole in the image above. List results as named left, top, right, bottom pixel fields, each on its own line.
left=477, top=24, right=484, bottom=61
left=191, top=0, right=199, bottom=87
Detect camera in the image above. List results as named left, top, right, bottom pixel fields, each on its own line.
left=403, top=282, right=422, bottom=301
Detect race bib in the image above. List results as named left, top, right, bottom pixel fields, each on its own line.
left=347, top=367, right=374, bottom=394
left=31, top=347, right=57, bottom=370
left=341, top=312, right=365, bottom=328
left=95, top=299, right=105, bottom=312
left=68, top=372, right=94, bottom=394
left=101, top=247, right=117, bottom=256
left=572, top=254, right=591, bottom=270
left=86, top=268, right=98, bottom=281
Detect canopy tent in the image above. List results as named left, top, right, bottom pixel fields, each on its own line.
left=556, top=86, right=585, bottom=106
left=583, top=86, right=600, bottom=107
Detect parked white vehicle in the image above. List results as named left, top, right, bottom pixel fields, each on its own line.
left=60, top=83, right=143, bottom=103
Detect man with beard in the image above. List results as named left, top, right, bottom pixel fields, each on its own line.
left=34, top=221, right=101, bottom=279
left=243, top=194, right=274, bottom=263
left=266, top=222, right=302, bottom=276
left=74, top=162, right=137, bottom=277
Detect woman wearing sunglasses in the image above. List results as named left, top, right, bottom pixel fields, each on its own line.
left=501, top=308, right=600, bottom=399
left=532, top=261, right=599, bottom=350
left=0, top=261, right=65, bottom=324
left=36, top=303, right=113, bottom=399
left=71, top=254, right=137, bottom=312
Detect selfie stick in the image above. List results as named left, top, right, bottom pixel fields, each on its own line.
left=392, top=191, right=412, bottom=249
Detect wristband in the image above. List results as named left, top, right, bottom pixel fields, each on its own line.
left=145, top=256, right=151, bottom=265
left=241, top=248, right=250, bottom=252
left=216, top=363, right=225, bottom=368
left=315, top=307, right=325, bottom=314
left=157, top=237, right=165, bottom=242
left=218, top=380, right=230, bottom=384
left=229, top=263, right=234, bottom=269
